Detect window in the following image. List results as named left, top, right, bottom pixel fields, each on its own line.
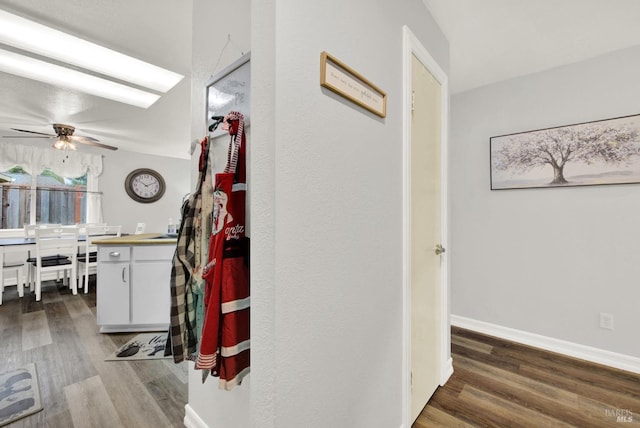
left=0, top=166, right=88, bottom=228
left=0, top=142, right=103, bottom=228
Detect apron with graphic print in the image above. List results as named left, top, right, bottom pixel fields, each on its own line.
left=196, top=112, right=250, bottom=390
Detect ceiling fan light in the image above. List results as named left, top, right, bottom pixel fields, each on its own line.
left=53, top=138, right=66, bottom=150
left=52, top=135, right=76, bottom=151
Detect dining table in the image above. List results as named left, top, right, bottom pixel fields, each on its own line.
left=0, top=235, right=88, bottom=289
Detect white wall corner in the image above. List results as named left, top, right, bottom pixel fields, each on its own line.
left=451, top=315, right=640, bottom=375
left=184, top=404, right=209, bottom=428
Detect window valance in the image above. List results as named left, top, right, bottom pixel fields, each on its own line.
left=0, top=142, right=103, bottom=178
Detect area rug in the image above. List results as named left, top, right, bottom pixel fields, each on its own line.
left=0, top=363, right=42, bottom=427
left=105, top=332, right=170, bottom=361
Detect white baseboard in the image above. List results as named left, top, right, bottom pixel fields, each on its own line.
left=440, top=357, right=454, bottom=385
left=184, top=404, right=209, bottom=428
left=451, top=315, right=640, bottom=375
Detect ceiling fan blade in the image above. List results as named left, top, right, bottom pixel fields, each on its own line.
left=71, top=136, right=118, bottom=151
left=2, top=135, right=51, bottom=138
left=10, top=128, right=55, bottom=137
left=69, top=134, right=99, bottom=143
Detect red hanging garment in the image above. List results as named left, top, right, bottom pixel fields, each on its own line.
left=196, top=112, right=250, bottom=390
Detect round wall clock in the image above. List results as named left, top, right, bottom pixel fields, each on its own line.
left=124, top=168, right=166, bottom=203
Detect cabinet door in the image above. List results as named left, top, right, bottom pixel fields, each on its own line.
left=97, top=262, right=130, bottom=325
left=130, top=260, right=171, bottom=325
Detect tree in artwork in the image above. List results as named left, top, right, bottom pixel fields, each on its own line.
left=492, top=124, right=640, bottom=185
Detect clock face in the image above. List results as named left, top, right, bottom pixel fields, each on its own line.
left=125, top=168, right=166, bottom=203
left=131, top=173, right=160, bottom=198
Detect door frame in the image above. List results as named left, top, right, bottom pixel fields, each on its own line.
left=401, top=25, right=453, bottom=427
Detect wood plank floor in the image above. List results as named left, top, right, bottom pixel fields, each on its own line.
left=0, top=278, right=187, bottom=427
left=414, top=326, right=640, bottom=428
left=6, top=280, right=640, bottom=428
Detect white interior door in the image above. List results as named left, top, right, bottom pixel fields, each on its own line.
left=410, top=53, right=443, bottom=422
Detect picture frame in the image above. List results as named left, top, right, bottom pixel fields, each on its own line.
left=206, top=52, right=251, bottom=138
left=320, top=51, right=386, bottom=118
left=490, top=113, right=640, bottom=190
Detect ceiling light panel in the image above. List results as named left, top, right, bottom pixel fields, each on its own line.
left=0, top=9, right=183, bottom=93
left=0, top=48, right=160, bottom=108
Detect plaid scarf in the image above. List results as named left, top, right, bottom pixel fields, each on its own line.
left=169, top=136, right=210, bottom=362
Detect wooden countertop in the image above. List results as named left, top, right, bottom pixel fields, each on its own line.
left=93, top=233, right=177, bottom=245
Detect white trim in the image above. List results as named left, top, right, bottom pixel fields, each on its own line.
left=442, top=357, right=454, bottom=382
left=221, top=296, right=250, bottom=313
left=401, top=28, right=411, bottom=427
left=232, top=183, right=247, bottom=192
left=218, top=367, right=251, bottom=391
left=451, top=315, right=640, bottom=375
left=221, top=339, right=251, bottom=357
left=184, top=404, right=209, bottom=428
left=401, top=25, right=451, bottom=428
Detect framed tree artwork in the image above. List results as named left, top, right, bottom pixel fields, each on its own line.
left=490, top=113, right=640, bottom=190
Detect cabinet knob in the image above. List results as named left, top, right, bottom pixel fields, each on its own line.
left=109, top=252, right=120, bottom=257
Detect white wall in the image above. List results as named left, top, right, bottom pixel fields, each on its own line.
left=251, top=1, right=448, bottom=427
left=187, top=0, right=252, bottom=426
left=187, top=1, right=448, bottom=426
left=250, top=1, right=276, bottom=426
left=100, top=149, right=190, bottom=234
left=450, top=46, right=640, bottom=358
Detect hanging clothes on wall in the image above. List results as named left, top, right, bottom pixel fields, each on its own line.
left=191, top=134, right=217, bottom=351
left=169, top=136, right=214, bottom=362
left=196, top=111, right=250, bottom=390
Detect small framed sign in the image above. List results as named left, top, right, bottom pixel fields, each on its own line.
left=320, top=51, right=386, bottom=118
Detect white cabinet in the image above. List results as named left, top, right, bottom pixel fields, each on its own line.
left=131, top=246, right=174, bottom=325
left=96, top=243, right=174, bottom=333
left=97, top=246, right=130, bottom=326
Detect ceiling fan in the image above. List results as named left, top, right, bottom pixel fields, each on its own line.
left=4, top=124, right=118, bottom=151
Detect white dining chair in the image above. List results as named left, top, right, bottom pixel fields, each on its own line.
left=29, top=226, right=79, bottom=301
left=78, top=224, right=122, bottom=293
left=24, top=223, right=62, bottom=289
left=75, top=223, right=107, bottom=237
left=1, top=260, right=25, bottom=305
left=24, top=223, right=62, bottom=238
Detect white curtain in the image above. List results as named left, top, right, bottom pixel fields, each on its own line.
left=0, top=142, right=103, bottom=223
left=86, top=174, right=102, bottom=224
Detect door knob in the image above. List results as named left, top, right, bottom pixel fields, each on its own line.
left=434, top=244, right=445, bottom=255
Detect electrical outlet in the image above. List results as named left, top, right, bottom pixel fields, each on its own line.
left=600, top=313, right=614, bottom=330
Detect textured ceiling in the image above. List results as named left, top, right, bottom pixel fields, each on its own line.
left=4, top=1, right=640, bottom=157
left=0, top=0, right=192, bottom=159
left=423, top=0, right=640, bottom=94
